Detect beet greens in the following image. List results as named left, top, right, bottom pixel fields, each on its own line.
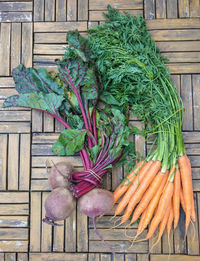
left=3, top=30, right=135, bottom=198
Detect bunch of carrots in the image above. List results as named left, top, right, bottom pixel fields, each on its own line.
left=113, top=73, right=196, bottom=245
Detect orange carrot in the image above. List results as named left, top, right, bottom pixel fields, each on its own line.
left=158, top=203, right=171, bottom=240
left=121, top=160, right=161, bottom=223
left=180, top=186, right=186, bottom=213
left=173, top=168, right=180, bottom=229
left=178, top=155, right=193, bottom=233
left=130, top=170, right=165, bottom=224
left=114, top=160, right=153, bottom=216
left=185, top=154, right=196, bottom=222
left=142, top=172, right=168, bottom=231
left=113, top=160, right=144, bottom=203
left=146, top=181, right=174, bottom=240
left=137, top=208, right=147, bottom=237
left=167, top=200, right=174, bottom=235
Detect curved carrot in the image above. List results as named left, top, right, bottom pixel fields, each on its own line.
left=114, top=160, right=153, bottom=216
left=146, top=181, right=174, bottom=240
left=173, top=168, right=180, bottom=229
left=158, top=203, right=171, bottom=240
left=185, top=154, right=196, bottom=222
left=178, top=155, right=193, bottom=233
left=180, top=186, right=186, bottom=213
left=167, top=200, right=174, bottom=235
left=142, top=172, right=168, bottom=231
left=130, top=170, right=165, bottom=224
left=113, top=160, right=144, bottom=203
left=121, top=160, right=161, bottom=223
left=137, top=208, right=147, bottom=237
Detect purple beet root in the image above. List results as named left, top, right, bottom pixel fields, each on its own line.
left=43, top=187, right=75, bottom=226
left=48, top=162, right=73, bottom=189
left=78, top=188, right=115, bottom=255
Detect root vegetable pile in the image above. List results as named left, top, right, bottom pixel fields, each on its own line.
left=2, top=4, right=196, bottom=252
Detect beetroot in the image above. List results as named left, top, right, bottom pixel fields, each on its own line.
left=43, top=187, right=75, bottom=226
left=48, top=162, right=73, bottom=189
left=78, top=188, right=115, bottom=255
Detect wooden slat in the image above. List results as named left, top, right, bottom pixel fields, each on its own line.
left=101, top=254, right=111, bottom=261
left=89, top=228, right=140, bottom=240
left=89, top=9, right=143, bottom=21
left=0, top=228, right=28, bottom=240
left=187, top=193, right=199, bottom=255
left=167, top=63, right=200, bottom=74
left=65, top=208, right=76, bottom=252
left=19, top=134, right=30, bottom=190
left=34, top=33, right=66, bottom=43
left=0, top=23, right=11, bottom=76
left=67, top=0, right=77, bottom=21
left=174, top=208, right=187, bottom=253
left=56, top=0, right=66, bottom=21
left=0, top=192, right=28, bottom=203
left=32, top=156, right=82, bottom=167
left=44, top=113, right=54, bottom=132
left=0, top=111, right=31, bottom=121
left=149, top=228, right=161, bottom=253
left=0, top=2, right=32, bottom=11
left=164, top=52, right=200, bottom=63
left=151, top=255, right=200, bottom=261
left=125, top=254, right=136, bottom=261
left=89, top=0, right=143, bottom=10
left=32, top=133, right=59, bottom=143
left=150, top=29, right=200, bottom=41
left=0, top=216, right=28, bottom=227
left=0, top=78, right=14, bottom=87
left=29, top=253, right=87, bottom=261
left=178, top=0, right=190, bottom=18
left=78, top=0, right=88, bottom=20
left=34, top=44, right=65, bottom=55
left=0, top=12, right=32, bottom=22
left=7, top=134, right=19, bottom=190
left=0, top=241, right=28, bottom=252
left=137, top=254, right=149, bottom=261
left=77, top=206, right=88, bottom=251
left=5, top=253, right=16, bottom=261
left=156, top=0, right=166, bottom=18
left=90, top=240, right=148, bottom=253
left=193, top=75, right=200, bottom=130
left=31, top=179, right=49, bottom=191
left=181, top=75, right=193, bottom=130
left=171, top=74, right=181, bottom=95
left=0, top=88, right=17, bottom=99
left=11, top=23, right=21, bottom=72
left=22, top=23, right=33, bottom=67
left=189, top=156, right=200, bottom=167
left=45, top=0, right=55, bottom=21
left=112, top=165, right=123, bottom=191
left=32, top=144, right=54, bottom=156
left=88, top=254, right=100, bottom=261
left=0, top=135, right=7, bottom=190
left=162, top=228, right=174, bottom=253
left=34, top=21, right=87, bottom=32
left=34, top=0, right=44, bottom=21
left=17, top=253, right=28, bottom=261
left=0, top=204, right=29, bottom=215
left=41, top=192, right=52, bottom=252
left=192, top=180, right=200, bottom=192
left=32, top=168, right=48, bottom=179
left=32, top=110, right=43, bottom=132
left=190, top=0, right=200, bottom=17
left=134, top=121, right=145, bottom=158
left=147, top=19, right=200, bottom=30
left=156, top=41, right=200, bottom=52
left=144, top=0, right=155, bottom=19
left=30, top=192, right=41, bottom=252
left=166, top=0, right=178, bottom=18
left=192, top=168, right=200, bottom=179
left=53, top=220, right=64, bottom=251
left=34, top=55, right=62, bottom=63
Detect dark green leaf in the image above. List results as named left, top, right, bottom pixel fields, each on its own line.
left=88, top=145, right=100, bottom=164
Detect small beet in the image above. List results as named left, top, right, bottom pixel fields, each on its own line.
left=78, top=188, right=115, bottom=255
left=43, top=187, right=75, bottom=226
left=48, top=162, right=73, bottom=189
